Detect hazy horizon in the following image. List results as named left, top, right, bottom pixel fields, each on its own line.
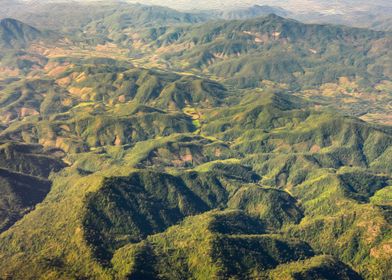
left=18, top=0, right=392, bottom=12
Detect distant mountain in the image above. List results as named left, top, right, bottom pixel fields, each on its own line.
left=292, top=5, right=392, bottom=31
left=0, top=18, right=50, bottom=73
left=217, top=5, right=290, bottom=20
left=118, top=0, right=392, bottom=12
left=2, top=1, right=390, bottom=33
left=0, top=18, right=42, bottom=48
left=141, top=14, right=390, bottom=89
left=371, top=16, right=392, bottom=31
left=85, top=4, right=208, bottom=37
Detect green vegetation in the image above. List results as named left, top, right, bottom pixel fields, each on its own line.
left=270, top=255, right=363, bottom=280
left=0, top=142, right=65, bottom=232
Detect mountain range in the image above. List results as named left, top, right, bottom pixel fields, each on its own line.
left=0, top=2, right=391, bottom=280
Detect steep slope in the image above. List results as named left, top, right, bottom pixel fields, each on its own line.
left=269, top=255, right=363, bottom=280
left=112, top=210, right=362, bottom=280
left=0, top=142, right=65, bottom=232
left=83, top=167, right=255, bottom=263
left=0, top=18, right=42, bottom=48
left=0, top=142, right=65, bottom=177
left=0, top=18, right=52, bottom=75
left=0, top=168, right=51, bottom=232
left=0, top=161, right=257, bottom=278
left=112, top=211, right=312, bottom=280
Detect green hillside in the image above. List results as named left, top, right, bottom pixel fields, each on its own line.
left=0, top=142, right=65, bottom=232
